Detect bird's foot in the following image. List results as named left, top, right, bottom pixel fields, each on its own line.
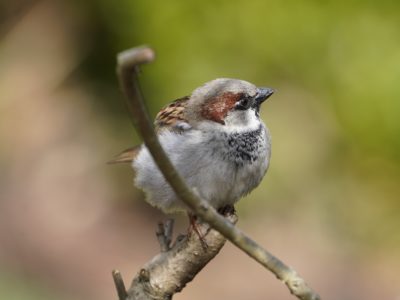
left=188, top=213, right=208, bottom=250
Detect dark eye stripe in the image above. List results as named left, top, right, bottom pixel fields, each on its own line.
left=236, top=96, right=252, bottom=110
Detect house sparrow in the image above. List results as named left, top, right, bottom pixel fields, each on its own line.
left=111, top=78, right=274, bottom=214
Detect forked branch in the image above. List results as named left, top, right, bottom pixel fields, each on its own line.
left=115, top=214, right=237, bottom=300
left=113, top=46, right=321, bottom=300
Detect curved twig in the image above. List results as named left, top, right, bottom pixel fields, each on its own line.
left=116, top=46, right=321, bottom=300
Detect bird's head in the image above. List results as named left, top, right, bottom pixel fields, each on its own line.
left=186, top=78, right=274, bottom=130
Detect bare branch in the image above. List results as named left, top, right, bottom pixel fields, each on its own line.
left=163, top=219, right=174, bottom=248
left=124, top=214, right=237, bottom=300
left=112, top=269, right=128, bottom=300
left=156, top=219, right=174, bottom=252
left=116, top=46, right=321, bottom=300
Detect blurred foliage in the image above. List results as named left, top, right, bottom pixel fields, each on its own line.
left=74, top=0, right=400, bottom=162
left=1, top=1, right=399, bottom=299
left=0, top=273, right=65, bottom=300
left=66, top=0, right=400, bottom=250
left=4, top=0, right=400, bottom=249
left=77, top=0, right=400, bottom=152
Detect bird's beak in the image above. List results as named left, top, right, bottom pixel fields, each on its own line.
left=255, top=87, right=274, bottom=106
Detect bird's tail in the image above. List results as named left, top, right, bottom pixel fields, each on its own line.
left=107, top=145, right=141, bottom=164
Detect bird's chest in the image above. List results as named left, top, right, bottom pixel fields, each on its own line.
left=198, top=126, right=270, bottom=205
left=223, top=127, right=267, bottom=166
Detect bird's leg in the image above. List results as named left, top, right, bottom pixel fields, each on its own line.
left=187, top=212, right=208, bottom=249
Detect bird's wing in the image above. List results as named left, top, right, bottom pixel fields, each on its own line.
left=154, top=95, right=191, bottom=133
left=108, top=96, right=191, bottom=164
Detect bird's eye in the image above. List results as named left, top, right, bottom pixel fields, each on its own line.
left=235, top=96, right=252, bottom=110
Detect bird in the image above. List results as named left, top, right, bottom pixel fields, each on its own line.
left=110, top=78, right=274, bottom=216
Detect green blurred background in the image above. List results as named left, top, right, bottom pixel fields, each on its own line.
left=0, top=0, right=399, bottom=299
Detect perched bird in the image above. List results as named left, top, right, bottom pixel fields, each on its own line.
left=111, top=78, right=274, bottom=214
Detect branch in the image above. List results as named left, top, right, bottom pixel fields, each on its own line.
left=115, top=46, right=321, bottom=300
left=112, top=270, right=128, bottom=300
left=117, top=214, right=237, bottom=300
left=155, top=219, right=174, bottom=252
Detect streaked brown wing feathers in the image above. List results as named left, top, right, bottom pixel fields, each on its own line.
left=154, top=96, right=190, bottom=132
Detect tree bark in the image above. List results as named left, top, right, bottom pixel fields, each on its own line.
left=119, top=213, right=237, bottom=300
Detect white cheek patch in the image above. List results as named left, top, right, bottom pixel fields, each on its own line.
left=223, top=109, right=260, bottom=132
